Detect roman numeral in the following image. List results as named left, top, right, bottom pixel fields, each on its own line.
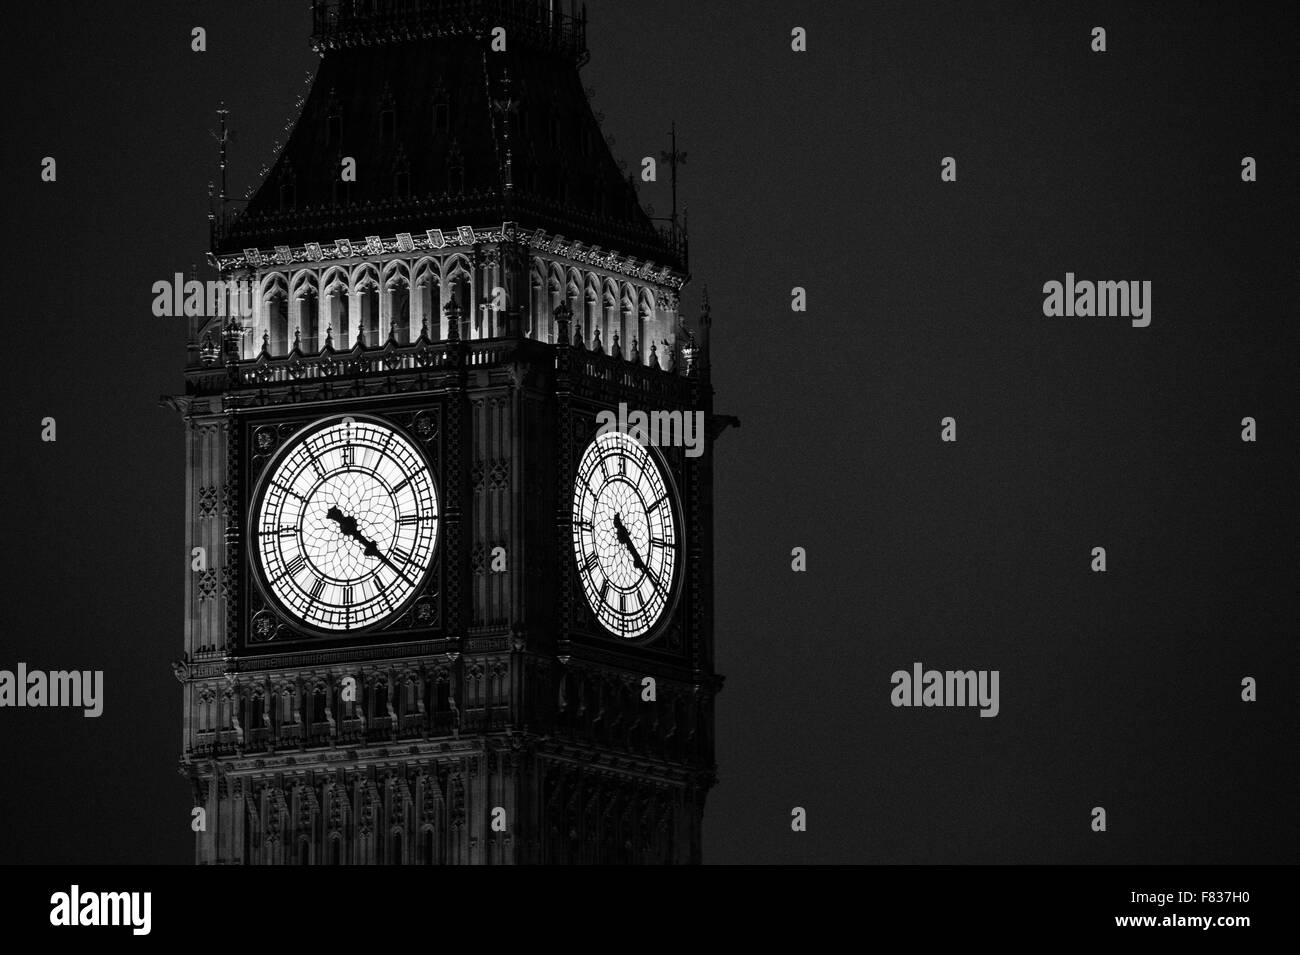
left=584, top=551, right=600, bottom=571
left=308, top=579, right=325, bottom=605
left=398, top=512, right=435, bottom=524
left=274, top=482, right=306, bottom=502
left=341, top=444, right=353, bottom=467
left=342, top=585, right=353, bottom=605
left=308, top=454, right=325, bottom=478
left=392, top=476, right=410, bottom=494
left=626, top=610, right=645, bottom=634
left=285, top=554, right=307, bottom=577
left=651, top=537, right=676, bottom=550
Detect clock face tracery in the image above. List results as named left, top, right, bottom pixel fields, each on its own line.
left=572, top=431, right=679, bottom=640
left=252, top=416, right=438, bottom=633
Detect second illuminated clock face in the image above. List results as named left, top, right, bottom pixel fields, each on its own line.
left=253, top=416, right=438, bottom=632
left=572, top=431, right=678, bottom=639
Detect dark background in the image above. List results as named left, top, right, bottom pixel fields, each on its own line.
left=0, top=0, right=1295, bottom=865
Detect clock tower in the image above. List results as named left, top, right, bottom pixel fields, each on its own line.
left=168, top=0, right=729, bottom=864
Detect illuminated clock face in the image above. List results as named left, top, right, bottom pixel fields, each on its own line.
left=252, top=416, right=438, bottom=632
left=572, top=431, right=678, bottom=639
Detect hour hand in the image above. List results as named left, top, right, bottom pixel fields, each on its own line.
left=612, top=513, right=648, bottom=572
left=326, top=505, right=360, bottom=539
left=327, top=506, right=382, bottom=557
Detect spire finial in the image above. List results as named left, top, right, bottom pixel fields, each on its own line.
left=658, top=121, right=687, bottom=249
left=554, top=300, right=573, bottom=346
left=211, top=102, right=231, bottom=237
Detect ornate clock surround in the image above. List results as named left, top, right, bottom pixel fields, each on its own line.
left=235, top=399, right=447, bottom=652
left=561, top=404, right=695, bottom=659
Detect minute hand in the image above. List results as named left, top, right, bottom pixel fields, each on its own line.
left=362, top=537, right=414, bottom=584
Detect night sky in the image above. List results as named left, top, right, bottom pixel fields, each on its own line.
left=0, top=0, right=1295, bottom=864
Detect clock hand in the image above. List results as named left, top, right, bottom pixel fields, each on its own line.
left=612, top=512, right=649, bottom=574
left=362, top=538, right=416, bottom=584
left=373, top=547, right=416, bottom=585
left=326, top=505, right=362, bottom=540
left=327, top=505, right=383, bottom=557
left=327, top=505, right=415, bottom=584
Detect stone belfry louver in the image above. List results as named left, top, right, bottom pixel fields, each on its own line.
left=169, top=0, right=727, bottom=864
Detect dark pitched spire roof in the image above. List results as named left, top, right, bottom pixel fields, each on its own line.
left=216, top=0, right=681, bottom=269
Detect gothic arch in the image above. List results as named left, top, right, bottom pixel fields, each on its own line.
left=289, top=268, right=318, bottom=299
left=410, top=257, right=442, bottom=338
left=601, top=275, right=621, bottom=304
left=528, top=256, right=549, bottom=339
left=382, top=260, right=413, bottom=342
left=412, top=256, right=440, bottom=288
left=257, top=270, right=288, bottom=299
left=258, top=272, right=290, bottom=354
left=565, top=265, right=584, bottom=294
left=348, top=263, right=381, bottom=345
left=381, top=258, right=410, bottom=289
left=619, top=281, right=638, bottom=317
left=442, top=253, right=473, bottom=337
left=197, top=686, right=216, bottom=734
left=348, top=261, right=380, bottom=291
left=442, top=253, right=472, bottom=284
left=419, top=823, right=438, bottom=864
left=320, top=265, right=349, bottom=296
